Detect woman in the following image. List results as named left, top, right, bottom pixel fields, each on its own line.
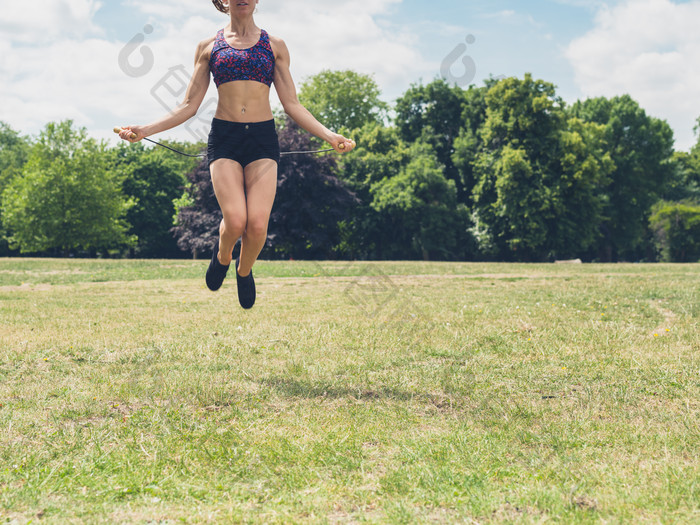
left=118, top=0, right=355, bottom=309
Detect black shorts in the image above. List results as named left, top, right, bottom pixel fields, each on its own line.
left=207, top=118, right=280, bottom=168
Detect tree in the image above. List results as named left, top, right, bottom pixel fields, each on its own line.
left=1, top=121, right=134, bottom=255
left=664, top=118, right=700, bottom=203
left=334, top=122, right=411, bottom=259
left=171, top=158, right=221, bottom=259
left=471, top=75, right=612, bottom=260
left=452, top=85, right=489, bottom=197
left=394, top=79, right=470, bottom=199
left=0, top=122, right=29, bottom=193
left=570, top=95, right=675, bottom=261
left=0, top=122, right=30, bottom=255
left=110, top=141, right=200, bottom=257
left=547, top=118, right=614, bottom=257
left=337, top=122, right=409, bottom=196
left=297, top=70, right=388, bottom=133
left=666, top=151, right=700, bottom=203
left=267, top=118, right=358, bottom=259
left=649, top=201, right=700, bottom=262
left=370, top=141, right=471, bottom=260
left=473, top=145, right=550, bottom=259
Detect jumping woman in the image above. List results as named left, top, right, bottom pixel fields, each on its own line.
left=117, top=0, right=355, bottom=309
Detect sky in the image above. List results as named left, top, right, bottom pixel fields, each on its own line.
left=1, top=0, right=700, bottom=150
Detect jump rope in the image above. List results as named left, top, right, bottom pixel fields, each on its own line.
left=113, top=127, right=353, bottom=158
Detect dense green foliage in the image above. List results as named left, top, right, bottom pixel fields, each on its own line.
left=298, top=69, right=388, bottom=133
left=395, top=80, right=470, bottom=199
left=649, top=201, right=700, bottom=262
left=370, top=141, right=470, bottom=260
left=0, top=123, right=30, bottom=256
left=468, top=76, right=615, bottom=260
left=1, top=121, right=134, bottom=255
left=109, top=141, right=201, bottom=258
left=1, top=71, right=698, bottom=261
left=570, top=95, right=675, bottom=260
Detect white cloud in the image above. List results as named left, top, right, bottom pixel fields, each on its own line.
left=0, top=0, right=103, bottom=41
left=566, top=0, right=700, bottom=150
left=124, top=0, right=424, bottom=100
left=263, top=2, right=423, bottom=92
left=0, top=0, right=124, bottom=141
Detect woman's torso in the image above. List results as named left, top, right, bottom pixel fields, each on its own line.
left=207, top=27, right=276, bottom=123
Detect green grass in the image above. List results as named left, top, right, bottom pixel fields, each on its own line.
left=1, top=258, right=698, bottom=524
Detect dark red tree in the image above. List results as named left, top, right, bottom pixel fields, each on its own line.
left=171, top=117, right=357, bottom=259
left=170, top=157, right=221, bottom=258
left=268, top=118, right=358, bottom=259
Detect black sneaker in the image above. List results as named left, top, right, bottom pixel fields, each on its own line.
left=235, top=257, right=256, bottom=309
left=205, top=240, right=229, bottom=291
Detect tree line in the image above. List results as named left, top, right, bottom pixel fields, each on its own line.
left=1, top=71, right=699, bottom=262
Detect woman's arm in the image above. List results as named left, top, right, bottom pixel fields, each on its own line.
left=118, top=38, right=214, bottom=142
left=271, top=36, right=355, bottom=153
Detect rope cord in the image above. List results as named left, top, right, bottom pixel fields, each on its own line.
left=280, top=148, right=336, bottom=156
left=141, top=137, right=205, bottom=158
left=119, top=132, right=341, bottom=158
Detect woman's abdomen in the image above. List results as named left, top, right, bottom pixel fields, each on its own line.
left=214, top=82, right=273, bottom=123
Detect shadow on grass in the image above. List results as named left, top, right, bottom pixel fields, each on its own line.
left=258, top=375, right=462, bottom=410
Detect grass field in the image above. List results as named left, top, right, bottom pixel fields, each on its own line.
left=0, top=258, right=698, bottom=524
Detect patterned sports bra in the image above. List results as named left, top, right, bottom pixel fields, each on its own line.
left=209, top=28, right=275, bottom=88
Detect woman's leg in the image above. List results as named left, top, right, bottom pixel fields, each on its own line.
left=210, top=159, right=247, bottom=265
left=238, top=158, right=278, bottom=276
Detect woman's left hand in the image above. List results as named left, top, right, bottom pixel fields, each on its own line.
left=330, top=134, right=356, bottom=154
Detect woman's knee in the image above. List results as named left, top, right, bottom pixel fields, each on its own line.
left=245, top=215, right=269, bottom=239
left=222, top=212, right=247, bottom=237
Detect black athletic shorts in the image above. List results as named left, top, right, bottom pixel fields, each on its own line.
left=207, top=118, right=280, bottom=168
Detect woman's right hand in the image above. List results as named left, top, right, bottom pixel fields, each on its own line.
left=117, top=125, right=146, bottom=143
left=328, top=133, right=356, bottom=154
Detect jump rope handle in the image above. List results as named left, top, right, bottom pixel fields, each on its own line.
left=113, top=127, right=137, bottom=140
